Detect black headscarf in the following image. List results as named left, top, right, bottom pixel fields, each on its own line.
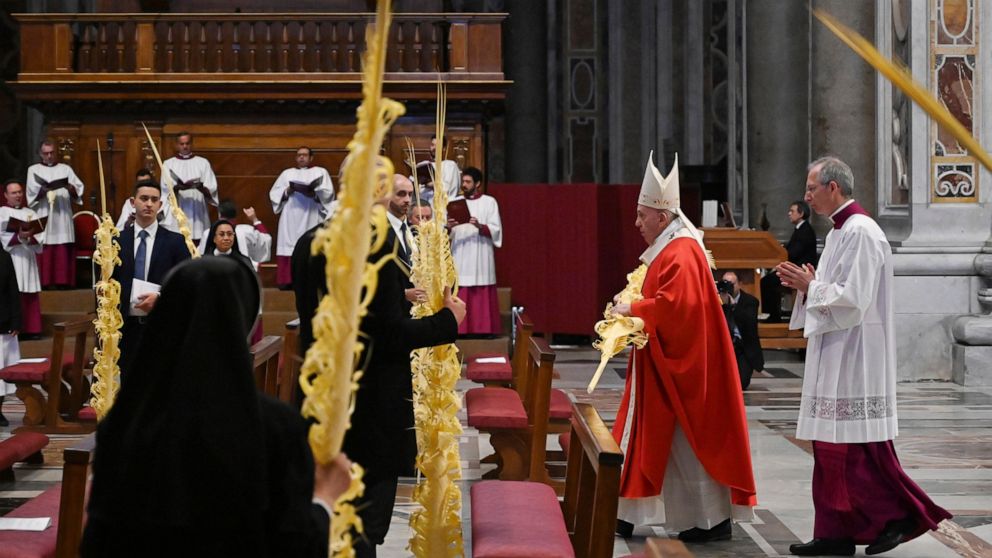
left=87, top=257, right=265, bottom=531
left=203, top=218, right=254, bottom=267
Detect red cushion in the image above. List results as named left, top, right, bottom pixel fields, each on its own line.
left=0, top=433, right=49, bottom=469
left=558, top=432, right=570, bottom=455
left=471, top=480, right=575, bottom=558
left=549, top=389, right=572, bottom=420
left=0, top=354, right=76, bottom=383
left=466, top=387, right=527, bottom=430
left=78, top=407, right=97, bottom=421
left=0, top=484, right=60, bottom=557
left=466, top=352, right=512, bottom=383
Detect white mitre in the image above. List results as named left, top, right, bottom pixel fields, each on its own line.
left=638, top=151, right=714, bottom=268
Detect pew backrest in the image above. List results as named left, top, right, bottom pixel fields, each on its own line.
left=56, top=433, right=95, bottom=558
left=279, top=319, right=302, bottom=404
left=523, top=336, right=555, bottom=481
left=562, top=402, right=623, bottom=558
left=249, top=335, right=282, bottom=397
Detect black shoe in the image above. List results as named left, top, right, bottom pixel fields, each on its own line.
left=789, top=538, right=855, bottom=556
left=678, top=518, right=732, bottom=543
left=0, top=413, right=8, bottom=427
left=866, top=517, right=916, bottom=555
left=616, top=519, right=634, bottom=538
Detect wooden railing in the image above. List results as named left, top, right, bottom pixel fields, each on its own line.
left=15, top=12, right=504, bottom=79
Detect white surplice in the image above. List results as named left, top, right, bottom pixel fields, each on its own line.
left=449, top=194, right=502, bottom=287
left=412, top=159, right=461, bottom=205
left=269, top=166, right=335, bottom=258
left=25, top=163, right=84, bottom=245
left=0, top=334, right=18, bottom=396
left=789, top=209, right=898, bottom=443
left=0, top=207, right=43, bottom=293
left=160, top=155, right=219, bottom=237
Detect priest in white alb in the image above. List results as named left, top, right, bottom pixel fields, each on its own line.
left=269, top=146, right=334, bottom=290
left=412, top=134, right=461, bottom=205
left=448, top=166, right=502, bottom=335
left=778, top=156, right=951, bottom=557
left=160, top=131, right=218, bottom=243
left=25, top=139, right=84, bottom=288
left=610, top=152, right=756, bottom=542
left=1, top=180, right=43, bottom=339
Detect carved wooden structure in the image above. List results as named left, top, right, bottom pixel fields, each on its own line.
left=10, top=11, right=507, bottom=256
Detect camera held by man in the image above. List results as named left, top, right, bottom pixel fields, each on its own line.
left=718, top=272, right=764, bottom=390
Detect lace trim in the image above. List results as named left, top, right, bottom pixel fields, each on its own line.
left=801, top=395, right=894, bottom=421
left=810, top=283, right=829, bottom=316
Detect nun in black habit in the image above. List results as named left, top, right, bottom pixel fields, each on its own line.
left=202, top=218, right=255, bottom=270
left=81, top=257, right=344, bottom=558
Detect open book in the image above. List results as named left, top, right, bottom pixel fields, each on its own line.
left=169, top=169, right=205, bottom=192
left=288, top=175, right=323, bottom=196
left=446, top=198, right=471, bottom=226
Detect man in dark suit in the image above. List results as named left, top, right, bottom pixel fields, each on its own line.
left=292, top=182, right=465, bottom=558
left=112, top=180, right=191, bottom=374
left=721, top=271, right=763, bottom=390
left=761, top=200, right=817, bottom=322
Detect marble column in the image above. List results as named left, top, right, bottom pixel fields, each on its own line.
left=503, top=0, right=548, bottom=182
left=810, top=0, right=877, bottom=236
left=745, top=0, right=810, bottom=236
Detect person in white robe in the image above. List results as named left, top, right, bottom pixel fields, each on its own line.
left=269, top=146, right=334, bottom=289
left=160, top=131, right=218, bottom=242
left=410, top=134, right=461, bottom=205
left=0, top=219, right=23, bottom=426
left=1, top=180, right=44, bottom=338
left=778, top=156, right=951, bottom=557
left=447, top=166, right=502, bottom=335
left=25, top=140, right=84, bottom=288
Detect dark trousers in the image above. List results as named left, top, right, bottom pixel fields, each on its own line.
left=760, top=271, right=783, bottom=322
left=118, top=317, right=147, bottom=377
left=353, top=473, right=399, bottom=558
left=733, top=338, right=753, bottom=390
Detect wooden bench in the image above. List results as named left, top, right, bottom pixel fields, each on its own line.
left=465, top=311, right=533, bottom=386
left=758, top=322, right=807, bottom=350
left=278, top=318, right=302, bottom=405
left=0, top=432, right=49, bottom=482
left=466, top=336, right=555, bottom=484
left=249, top=335, right=282, bottom=398
left=0, top=317, right=93, bottom=433
left=0, top=434, right=94, bottom=558
left=471, top=402, right=623, bottom=558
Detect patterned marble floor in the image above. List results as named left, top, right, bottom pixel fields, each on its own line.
left=2, top=347, right=991, bottom=557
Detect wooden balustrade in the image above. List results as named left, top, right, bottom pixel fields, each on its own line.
left=16, top=13, right=504, bottom=79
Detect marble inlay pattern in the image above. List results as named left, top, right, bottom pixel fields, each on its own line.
left=2, top=347, right=991, bottom=557
left=931, top=0, right=979, bottom=203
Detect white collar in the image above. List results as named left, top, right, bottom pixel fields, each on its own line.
left=135, top=220, right=158, bottom=238
left=386, top=211, right=406, bottom=231
left=829, top=199, right=855, bottom=220
left=795, top=219, right=806, bottom=229
left=639, top=217, right=691, bottom=265
left=214, top=248, right=232, bottom=256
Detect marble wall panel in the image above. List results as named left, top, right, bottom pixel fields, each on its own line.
left=894, top=275, right=973, bottom=314
left=896, top=314, right=956, bottom=381
left=931, top=0, right=980, bottom=203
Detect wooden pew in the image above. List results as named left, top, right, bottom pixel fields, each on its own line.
left=471, top=402, right=623, bottom=558
left=278, top=318, right=302, bottom=405
left=465, top=311, right=533, bottom=386
left=0, top=317, right=93, bottom=434
left=466, top=336, right=555, bottom=484
left=0, top=433, right=94, bottom=558
left=249, top=335, right=282, bottom=398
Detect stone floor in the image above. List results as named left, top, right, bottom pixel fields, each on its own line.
left=2, top=347, right=991, bottom=557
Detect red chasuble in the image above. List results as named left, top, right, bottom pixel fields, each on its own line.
left=612, top=237, right=757, bottom=507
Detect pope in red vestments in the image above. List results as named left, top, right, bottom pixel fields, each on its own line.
left=612, top=152, right=756, bottom=541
